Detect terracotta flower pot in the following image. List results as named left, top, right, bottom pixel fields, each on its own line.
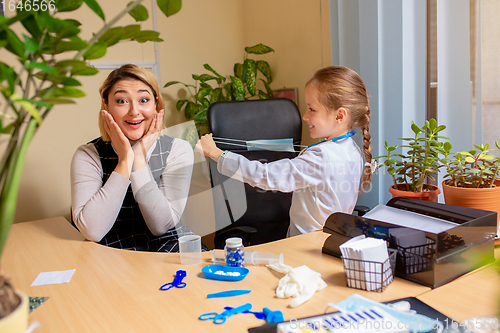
left=0, top=290, right=28, bottom=333
left=442, top=180, right=500, bottom=230
left=388, top=184, right=441, bottom=202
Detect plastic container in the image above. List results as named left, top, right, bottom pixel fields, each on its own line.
left=225, top=237, right=245, bottom=267
left=178, top=235, right=201, bottom=265
left=202, top=264, right=249, bottom=281
left=211, top=249, right=284, bottom=265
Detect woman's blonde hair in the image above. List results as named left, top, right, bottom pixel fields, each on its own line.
left=307, top=66, right=372, bottom=193
left=98, top=64, right=165, bottom=141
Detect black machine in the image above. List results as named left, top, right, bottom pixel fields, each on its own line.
left=322, top=197, right=497, bottom=288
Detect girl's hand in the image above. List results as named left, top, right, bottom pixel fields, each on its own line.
left=133, top=110, right=164, bottom=171
left=195, top=133, right=223, bottom=160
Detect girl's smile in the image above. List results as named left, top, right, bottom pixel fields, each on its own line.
left=303, top=85, right=338, bottom=140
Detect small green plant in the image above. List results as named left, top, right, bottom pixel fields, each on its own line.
left=164, top=43, right=275, bottom=133
left=375, top=118, right=448, bottom=192
left=442, top=141, right=500, bottom=188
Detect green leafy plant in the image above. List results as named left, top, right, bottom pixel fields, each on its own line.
left=442, top=141, right=500, bottom=188
left=375, top=118, right=448, bottom=192
left=0, top=0, right=181, bottom=319
left=164, top=43, right=275, bottom=133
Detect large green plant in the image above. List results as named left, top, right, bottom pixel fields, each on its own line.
left=163, top=43, right=275, bottom=133
left=0, top=0, right=181, bottom=317
left=375, top=119, right=449, bottom=192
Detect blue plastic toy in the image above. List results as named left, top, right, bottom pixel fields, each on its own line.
left=199, top=303, right=252, bottom=324
left=160, top=270, right=187, bottom=290
left=263, top=307, right=284, bottom=323
left=223, top=306, right=265, bottom=320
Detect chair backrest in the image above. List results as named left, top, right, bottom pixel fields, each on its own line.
left=207, top=99, right=302, bottom=248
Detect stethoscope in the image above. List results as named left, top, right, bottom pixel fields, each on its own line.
left=299, top=130, right=356, bottom=154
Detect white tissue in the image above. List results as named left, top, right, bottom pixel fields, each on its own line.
left=267, top=264, right=327, bottom=307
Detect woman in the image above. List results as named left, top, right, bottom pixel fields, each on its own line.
left=71, top=64, right=201, bottom=252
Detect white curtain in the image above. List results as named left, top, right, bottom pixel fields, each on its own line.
left=436, top=0, right=473, bottom=153
left=330, top=0, right=478, bottom=205
left=330, top=0, right=427, bottom=206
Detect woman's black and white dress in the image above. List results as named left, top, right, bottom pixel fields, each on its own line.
left=71, top=135, right=204, bottom=252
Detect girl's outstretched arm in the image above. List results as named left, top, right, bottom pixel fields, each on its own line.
left=196, top=133, right=223, bottom=160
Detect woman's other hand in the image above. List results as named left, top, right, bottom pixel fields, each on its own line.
left=133, top=109, right=164, bottom=171
left=195, top=133, right=223, bottom=160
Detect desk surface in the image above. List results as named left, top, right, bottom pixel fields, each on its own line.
left=2, top=217, right=497, bottom=332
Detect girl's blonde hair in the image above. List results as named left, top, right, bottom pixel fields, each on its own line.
left=307, top=66, right=372, bottom=192
left=98, top=64, right=165, bottom=141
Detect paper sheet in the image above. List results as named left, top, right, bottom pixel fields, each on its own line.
left=31, top=269, right=76, bottom=286
left=340, top=235, right=366, bottom=290
left=364, top=205, right=458, bottom=233
left=340, top=236, right=392, bottom=291
left=354, top=238, right=392, bottom=290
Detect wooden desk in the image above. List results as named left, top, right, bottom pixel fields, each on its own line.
left=3, top=216, right=491, bottom=332
left=417, top=252, right=500, bottom=322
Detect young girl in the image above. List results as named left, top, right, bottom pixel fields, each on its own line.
left=71, top=64, right=203, bottom=252
left=196, top=66, right=373, bottom=236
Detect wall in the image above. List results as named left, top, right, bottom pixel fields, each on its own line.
left=481, top=0, right=500, bottom=148
left=13, top=0, right=245, bottom=223
left=243, top=0, right=331, bottom=146
left=12, top=0, right=331, bottom=224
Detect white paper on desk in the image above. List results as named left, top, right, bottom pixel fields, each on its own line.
left=353, top=238, right=391, bottom=291
left=364, top=205, right=458, bottom=233
left=31, top=269, right=76, bottom=286
left=339, top=235, right=366, bottom=290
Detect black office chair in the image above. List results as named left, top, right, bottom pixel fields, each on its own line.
left=207, top=99, right=370, bottom=248
left=207, top=98, right=302, bottom=249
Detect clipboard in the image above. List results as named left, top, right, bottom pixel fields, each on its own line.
left=248, top=297, right=469, bottom=333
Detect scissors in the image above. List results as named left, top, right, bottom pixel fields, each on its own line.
left=199, top=303, right=252, bottom=324
left=160, top=270, right=187, bottom=291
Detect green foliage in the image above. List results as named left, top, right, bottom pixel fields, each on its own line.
left=375, top=118, right=449, bottom=192
left=442, top=141, right=500, bottom=188
left=0, top=0, right=182, bottom=258
left=164, top=43, right=275, bottom=133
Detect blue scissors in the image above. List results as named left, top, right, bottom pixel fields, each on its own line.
left=160, top=270, right=187, bottom=291
left=199, top=303, right=252, bottom=324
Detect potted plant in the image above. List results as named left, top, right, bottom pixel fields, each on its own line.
left=375, top=119, right=448, bottom=202
left=0, top=0, right=181, bottom=330
left=441, top=141, right=500, bottom=229
left=163, top=43, right=275, bottom=135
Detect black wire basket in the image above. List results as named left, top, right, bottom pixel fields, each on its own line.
left=395, top=239, right=436, bottom=275
left=341, top=249, right=397, bottom=292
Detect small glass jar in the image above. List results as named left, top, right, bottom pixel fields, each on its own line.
left=224, top=237, right=244, bottom=267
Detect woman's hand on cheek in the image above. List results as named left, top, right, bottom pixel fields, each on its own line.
left=102, top=110, right=133, bottom=172
left=195, top=133, right=223, bottom=160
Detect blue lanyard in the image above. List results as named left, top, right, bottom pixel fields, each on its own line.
left=307, top=130, right=356, bottom=148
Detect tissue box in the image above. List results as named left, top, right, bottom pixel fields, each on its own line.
left=322, top=197, right=496, bottom=288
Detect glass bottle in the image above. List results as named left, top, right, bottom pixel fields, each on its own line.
left=224, top=237, right=244, bottom=267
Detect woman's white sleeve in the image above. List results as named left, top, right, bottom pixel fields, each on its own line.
left=130, top=139, right=194, bottom=236
left=217, top=149, right=327, bottom=193
left=70, top=144, right=130, bottom=242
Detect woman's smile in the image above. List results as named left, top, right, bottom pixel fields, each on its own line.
left=105, top=79, right=156, bottom=142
